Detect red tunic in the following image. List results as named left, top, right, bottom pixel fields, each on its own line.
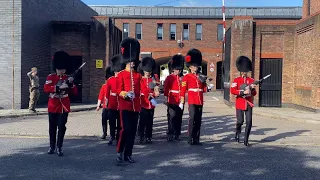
left=44, top=73, right=78, bottom=113
left=230, top=76, right=257, bottom=110
left=105, top=76, right=119, bottom=110
left=98, top=83, right=107, bottom=109
left=164, top=74, right=182, bottom=105
left=140, top=75, right=160, bottom=109
left=180, top=73, right=207, bottom=105
left=116, top=69, right=142, bottom=112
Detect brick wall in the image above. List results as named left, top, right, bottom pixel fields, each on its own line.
left=293, top=13, right=320, bottom=110
left=113, top=18, right=297, bottom=90
left=303, top=0, right=320, bottom=18
left=19, top=0, right=97, bottom=109
left=0, top=0, right=22, bottom=109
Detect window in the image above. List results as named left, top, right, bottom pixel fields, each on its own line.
left=135, top=23, right=142, bottom=40
left=183, top=24, right=189, bottom=40
left=196, top=24, right=202, bottom=40
left=123, top=23, right=129, bottom=39
left=170, top=24, right=176, bottom=40
left=217, top=24, right=224, bottom=41
left=157, top=23, right=163, bottom=40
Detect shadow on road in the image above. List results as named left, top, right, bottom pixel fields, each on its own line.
left=0, top=138, right=319, bottom=180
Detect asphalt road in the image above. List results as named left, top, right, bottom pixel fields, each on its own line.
left=1, top=95, right=320, bottom=180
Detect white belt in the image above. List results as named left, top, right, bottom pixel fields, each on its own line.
left=110, top=93, right=117, bottom=96
left=169, top=90, right=180, bottom=93
left=141, top=93, right=153, bottom=96
left=188, top=88, right=203, bottom=92
left=49, top=93, right=68, bottom=98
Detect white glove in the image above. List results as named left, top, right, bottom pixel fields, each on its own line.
left=126, top=91, right=135, bottom=99
left=59, top=82, right=68, bottom=89
left=68, top=77, right=74, bottom=83
left=179, top=103, right=184, bottom=110
left=150, top=98, right=157, bottom=106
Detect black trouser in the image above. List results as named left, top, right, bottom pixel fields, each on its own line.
left=48, top=112, right=68, bottom=149
left=188, top=105, right=203, bottom=142
left=167, top=104, right=183, bottom=136
left=108, top=109, right=120, bottom=140
left=138, top=108, right=155, bottom=139
left=117, top=110, right=139, bottom=157
left=102, top=108, right=109, bottom=135
left=236, top=105, right=253, bottom=142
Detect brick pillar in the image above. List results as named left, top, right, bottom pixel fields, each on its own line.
left=303, top=0, right=310, bottom=18
left=229, top=16, right=254, bottom=104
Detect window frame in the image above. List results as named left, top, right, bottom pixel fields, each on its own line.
left=217, top=24, right=224, bottom=42
left=157, top=23, right=163, bottom=40
left=183, top=23, right=189, bottom=40
left=170, top=23, right=176, bottom=41
left=135, top=23, right=142, bottom=40
left=196, top=24, right=202, bottom=40
left=123, top=23, right=129, bottom=39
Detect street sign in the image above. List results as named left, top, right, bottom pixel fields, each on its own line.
left=210, top=68, right=214, bottom=72
left=210, top=63, right=215, bottom=68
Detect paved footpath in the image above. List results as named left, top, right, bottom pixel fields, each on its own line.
left=1, top=96, right=320, bottom=180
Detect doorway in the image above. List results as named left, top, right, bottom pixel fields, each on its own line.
left=259, top=58, right=283, bottom=107
left=216, top=61, right=223, bottom=89
left=67, top=56, right=83, bottom=103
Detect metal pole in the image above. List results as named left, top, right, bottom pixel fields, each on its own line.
left=12, top=0, right=15, bottom=109
left=222, top=0, right=226, bottom=58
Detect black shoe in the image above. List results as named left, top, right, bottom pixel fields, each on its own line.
left=146, top=138, right=152, bottom=144
left=29, top=109, right=36, bottom=113
left=48, top=148, right=55, bottom=154
left=167, top=135, right=173, bottom=142
left=187, top=139, right=195, bottom=145
left=101, top=134, right=107, bottom=140
left=174, top=135, right=181, bottom=141
left=108, top=137, right=114, bottom=145
left=244, top=140, right=249, bottom=146
left=235, top=132, right=240, bottom=142
left=124, top=156, right=135, bottom=163
left=139, top=136, right=144, bottom=144
left=57, top=148, right=63, bottom=156
left=116, top=153, right=123, bottom=163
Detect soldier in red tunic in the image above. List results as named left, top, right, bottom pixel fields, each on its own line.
left=106, top=54, right=123, bottom=145
left=96, top=66, right=114, bottom=140
left=163, top=54, right=185, bottom=141
left=116, top=38, right=142, bottom=163
left=138, top=57, right=160, bottom=144
left=44, top=51, right=78, bottom=156
left=180, top=49, right=207, bottom=145
left=230, top=56, right=257, bottom=146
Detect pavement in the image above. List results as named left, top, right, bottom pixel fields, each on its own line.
left=1, top=95, right=320, bottom=179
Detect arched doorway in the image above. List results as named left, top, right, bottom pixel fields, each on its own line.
left=216, top=61, right=223, bottom=89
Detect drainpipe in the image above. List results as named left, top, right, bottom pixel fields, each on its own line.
left=12, top=0, right=15, bottom=109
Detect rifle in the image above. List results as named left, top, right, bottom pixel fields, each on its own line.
left=239, top=74, right=271, bottom=97
left=56, top=62, right=86, bottom=90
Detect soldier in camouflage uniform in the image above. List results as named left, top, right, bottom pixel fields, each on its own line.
left=27, top=67, right=40, bottom=113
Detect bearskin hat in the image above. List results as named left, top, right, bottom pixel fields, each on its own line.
left=236, top=56, right=252, bottom=72
left=140, top=57, right=156, bottom=72
left=105, top=66, right=114, bottom=80
left=168, top=54, right=184, bottom=72
left=185, top=48, right=202, bottom=67
left=110, top=54, right=123, bottom=73
left=120, top=37, right=141, bottom=65
left=52, top=51, right=69, bottom=70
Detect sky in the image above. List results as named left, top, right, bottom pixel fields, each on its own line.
left=81, top=0, right=302, bottom=7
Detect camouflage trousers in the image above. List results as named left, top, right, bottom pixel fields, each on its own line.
left=29, top=88, right=40, bottom=110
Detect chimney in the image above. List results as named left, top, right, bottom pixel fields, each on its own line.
left=302, top=0, right=310, bottom=18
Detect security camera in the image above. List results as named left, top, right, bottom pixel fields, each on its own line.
left=177, top=40, right=181, bottom=44
left=216, top=54, right=219, bottom=57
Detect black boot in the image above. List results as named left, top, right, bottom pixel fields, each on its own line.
left=167, top=135, right=173, bottom=142
left=116, top=153, right=123, bottom=164
left=48, top=148, right=55, bottom=154
left=101, top=126, right=107, bottom=139
left=235, top=132, right=240, bottom=142
left=139, top=136, right=144, bottom=144
left=244, top=139, right=249, bottom=146
left=108, top=136, right=114, bottom=145
left=57, top=148, right=63, bottom=156
left=124, top=156, right=135, bottom=163
left=146, top=137, right=152, bottom=144
left=174, top=135, right=181, bottom=141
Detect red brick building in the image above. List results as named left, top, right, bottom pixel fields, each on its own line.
left=90, top=5, right=320, bottom=112
left=222, top=0, right=320, bottom=112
